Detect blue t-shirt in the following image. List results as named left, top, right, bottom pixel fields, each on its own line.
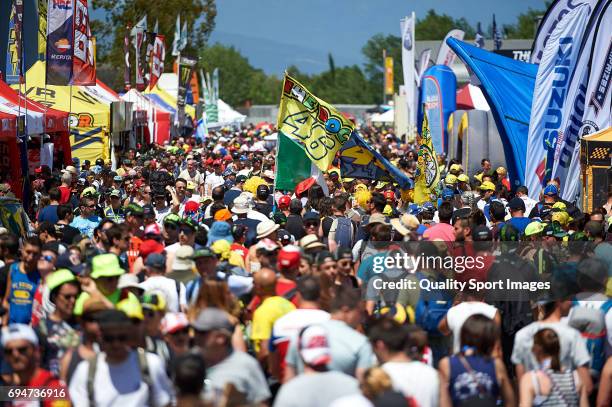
left=7, top=263, right=41, bottom=324
left=507, top=217, right=531, bottom=235
left=70, top=215, right=101, bottom=237
left=357, top=251, right=388, bottom=284
left=38, top=205, right=59, bottom=224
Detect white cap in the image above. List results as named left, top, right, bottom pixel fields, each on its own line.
left=1, top=324, right=38, bottom=347
left=299, top=325, right=331, bottom=367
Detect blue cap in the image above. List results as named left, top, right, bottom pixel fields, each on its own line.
left=91, top=165, right=103, bottom=175
left=543, top=184, right=558, bottom=196
left=442, top=188, right=454, bottom=200
left=145, top=253, right=166, bottom=269
left=422, top=202, right=435, bottom=211
left=409, top=203, right=421, bottom=215
left=207, top=221, right=234, bottom=246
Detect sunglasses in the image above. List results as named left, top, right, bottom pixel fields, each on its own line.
left=41, top=255, right=55, bottom=262
left=179, top=227, right=195, bottom=235
left=304, top=222, right=319, bottom=228
left=164, top=223, right=178, bottom=230
left=102, top=334, right=128, bottom=343
left=4, top=346, right=29, bottom=356
left=59, top=293, right=78, bottom=301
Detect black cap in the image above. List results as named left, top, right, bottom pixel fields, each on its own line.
left=508, top=197, right=526, bottom=212
left=278, top=229, right=291, bottom=242
left=142, top=204, right=156, bottom=217
left=472, top=225, right=492, bottom=241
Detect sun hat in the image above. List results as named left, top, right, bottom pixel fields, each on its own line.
left=118, top=273, right=143, bottom=291
left=364, top=213, right=389, bottom=228
left=231, top=195, right=250, bottom=214
left=173, top=246, right=195, bottom=272
left=208, top=221, right=234, bottom=245
left=256, top=219, right=280, bottom=239
left=90, top=254, right=125, bottom=279
left=214, top=208, right=232, bottom=221
left=46, top=269, right=77, bottom=292
left=391, top=214, right=420, bottom=236
left=299, top=234, right=326, bottom=250
left=299, top=325, right=331, bottom=367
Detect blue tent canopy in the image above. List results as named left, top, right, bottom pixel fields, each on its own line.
left=447, top=38, right=538, bottom=185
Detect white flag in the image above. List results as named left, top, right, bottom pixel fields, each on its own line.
left=436, top=29, right=465, bottom=66
left=400, top=13, right=417, bottom=136
left=171, top=15, right=181, bottom=56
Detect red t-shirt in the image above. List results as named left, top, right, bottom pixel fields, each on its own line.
left=58, top=185, right=71, bottom=204
left=7, top=368, right=68, bottom=407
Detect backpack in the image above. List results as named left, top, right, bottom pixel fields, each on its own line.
left=569, top=299, right=612, bottom=375
left=414, top=272, right=452, bottom=335
left=87, top=347, right=154, bottom=407
left=334, top=216, right=355, bottom=249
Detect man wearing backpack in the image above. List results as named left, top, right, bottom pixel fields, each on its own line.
left=328, top=196, right=357, bottom=253
left=69, top=309, right=174, bottom=407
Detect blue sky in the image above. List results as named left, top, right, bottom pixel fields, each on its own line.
left=209, top=0, right=546, bottom=74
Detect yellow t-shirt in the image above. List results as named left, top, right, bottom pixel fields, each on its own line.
left=251, top=296, right=296, bottom=344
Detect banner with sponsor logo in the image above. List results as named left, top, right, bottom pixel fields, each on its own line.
left=123, top=27, right=130, bottom=89
left=418, top=65, right=456, bottom=155
left=525, top=3, right=593, bottom=199
left=149, top=35, right=165, bottom=90
left=436, top=29, right=464, bottom=66
left=177, top=55, right=197, bottom=126
left=46, top=0, right=74, bottom=85
left=531, top=0, right=598, bottom=64
left=38, top=0, right=47, bottom=60
left=71, top=0, right=95, bottom=85
left=417, top=48, right=431, bottom=85
left=552, top=0, right=612, bottom=202
left=131, top=15, right=147, bottom=91
left=5, top=0, right=24, bottom=85
left=494, top=49, right=532, bottom=62
left=384, top=56, right=394, bottom=95
left=401, top=14, right=416, bottom=134
left=277, top=74, right=354, bottom=171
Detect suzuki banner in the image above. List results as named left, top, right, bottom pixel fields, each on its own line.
left=71, top=0, right=95, bottom=85
left=46, top=0, right=74, bottom=85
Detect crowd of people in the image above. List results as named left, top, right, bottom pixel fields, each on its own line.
left=0, top=123, right=610, bottom=407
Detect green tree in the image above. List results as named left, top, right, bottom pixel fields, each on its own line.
left=361, top=34, right=401, bottom=104
left=92, top=0, right=216, bottom=89
left=415, top=10, right=475, bottom=40
left=504, top=6, right=548, bottom=39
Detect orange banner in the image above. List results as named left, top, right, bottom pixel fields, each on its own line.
left=384, top=56, right=394, bottom=95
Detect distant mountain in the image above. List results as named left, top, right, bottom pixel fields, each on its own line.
left=209, top=30, right=363, bottom=75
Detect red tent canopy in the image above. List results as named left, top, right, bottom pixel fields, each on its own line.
left=456, top=84, right=490, bottom=111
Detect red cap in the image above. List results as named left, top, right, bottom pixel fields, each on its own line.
left=383, top=190, right=396, bottom=200
left=213, top=159, right=222, bottom=166
left=34, top=166, right=43, bottom=174
left=295, top=177, right=316, bottom=196
left=278, top=195, right=291, bottom=208
left=139, top=240, right=165, bottom=261
left=277, top=245, right=301, bottom=270
left=223, top=155, right=233, bottom=162
left=144, top=223, right=161, bottom=236
left=134, top=179, right=144, bottom=189
left=184, top=200, right=200, bottom=213
left=205, top=158, right=214, bottom=165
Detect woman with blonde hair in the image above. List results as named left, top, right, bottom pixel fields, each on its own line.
left=188, top=277, right=246, bottom=352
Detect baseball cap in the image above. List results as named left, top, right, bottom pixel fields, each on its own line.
left=113, top=175, right=123, bottom=182
left=255, top=238, right=279, bottom=252
left=125, top=203, right=144, bottom=217
left=116, top=296, right=144, bottom=320
left=499, top=224, right=520, bottom=242
left=90, top=254, right=125, bottom=279
left=80, top=187, right=97, bottom=198
left=278, top=195, right=291, bottom=207
left=55, top=252, right=86, bottom=275
left=117, top=274, right=142, bottom=291
left=277, top=245, right=301, bottom=270
left=193, top=247, right=216, bottom=259
left=472, top=225, right=492, bottom=241
left=299, top=325, right=331, bottom=367
left=192, top=308, right=233, bottom=333
left=277, top=228, right=292, bottom=243
left=163, top=213, right=181, bottom=226
left=144, top=253, right=166, bottom=269
left=139, top=239, right=165, bottom=260
left=457, top=174, right=469, bottom=183
left=161, top=312, right=190, bottom=335
left=143, top=204, right=156, bottom=218
left=480, top=181, right=496, bottom=191
left=144, top=223, right=162, bottom=237
left=449, top=164, right=463, bottom=172
left=525, top=221, right=545, bottom=237
left=141, top=292, right=167, bottom=312
left=109, top=189, right=121, bottom=198
left=1, top=324, right=38, bottom=347
left=544, top=221, right=567, bottom=238
left=507, top=197, right=526, bottom=212
left=445, top=174, right=458, bottom=185
left=543, top=184, right=559, bottom=196
left=236, top=175, right=247, bottom=183
left=442, top=188, right=454, bottom=200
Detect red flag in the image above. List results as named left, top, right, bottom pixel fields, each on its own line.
left=71, top=0, right=95, bottom=85
left=149, top=35, right=165, bottom=89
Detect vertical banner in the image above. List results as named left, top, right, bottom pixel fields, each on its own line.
left=417, top=48, right=431, bottom=85
left=525, top=3, right=594, bottom=199
left=149, top=35, right=165, bottom=90
left=212, top=67, right=219, bottom=102
left=384, top=56, right=394, bottom=95
left=436, top=29, right=465, bottom=66
left=401, top=13, right=416, bottom=136
left=5, top=0, right=24, bottom=84
left=71, top=0, right=95, bottom=85
left=171, top=15, right=181, bottom=57
left=492, top=14, right=503, bottom=51
left=131, top=15, right=147, bottom=91
left=37, top=0, right=47, bottom=60
left=419, top=65, right=457, bottom=154
left=176, top=55, right=196, bottom=126
left=46, top=0, right=74, bottom=85
left=414, top=108, right=440, bottom=204
left=123, top=27, right=130, bottom=89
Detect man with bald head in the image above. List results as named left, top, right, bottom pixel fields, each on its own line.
left=251, top=268, right=296, bottom=365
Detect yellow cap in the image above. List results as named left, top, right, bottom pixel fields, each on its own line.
left=457, top=174, right=469, bottom=183
left=449, top=164, right=463, bottom=172
left=117, top=295, right=144, bottom=320
left=480, top=181, right=496, bottom=191
left=445, top=174, right=458, bottom=184
left=552, top=201, right=567, bottom=211
left=211, top=239, right=232, bottom=260
left=496, top=166, right=507, bottom=175
left=187, top=181, right=196, bottom=190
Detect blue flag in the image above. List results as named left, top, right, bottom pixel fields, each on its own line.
left=339, top=132, right=413, bottom=189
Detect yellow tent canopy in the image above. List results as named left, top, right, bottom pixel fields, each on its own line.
left=19, top=61, right=111, bottom=162
left=582, top=127, right=612, bottom=142
left=144, top=84, right=196, bottom=119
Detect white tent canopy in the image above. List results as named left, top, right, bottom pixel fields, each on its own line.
left=370, top=109, right=394, bottom=123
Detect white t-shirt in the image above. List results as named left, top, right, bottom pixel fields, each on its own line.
left=446, top=301, right=498, bottom=353
left=271, top=309, right=331, bottom=350
left=138, top=275, right=187, bottom=312
left=69, top=350, right=173, bottom=407
left=383, top=361, right=440, bottom=407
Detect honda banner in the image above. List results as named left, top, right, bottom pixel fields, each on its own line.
left=46, top=0, right=74, bottom=85
left=71, top=0, right=95, bottom=85
left=436, top=29, right=464, bottom=66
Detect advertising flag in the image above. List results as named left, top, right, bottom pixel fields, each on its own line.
left=414, top=108, right=440, bottom=204
left=38, top=0, right=47, bottom=60
left=401, top=13, right=416, bottom=134
left=417, top=48, right=432, bottom=85
left=277, top=74, right=354, bottom=171
left=436, top=29, right=465, bottom=66
left=525, top=2, right=596, bottom=199
left=531, top=0, right=597, bottom=64
left=384, top=56, right=394, bottom=95
left=552, top=0, right=611, bottom=202
left=131, top=15, right=147, bottom=90
left=5, top=0, right=23, bottom=84
left=71, top=0, right=95, bottom=85
left=179, top=20, right=188, bottom=52
left=204, top=71, right=218, bottom=123
left=177, top=55, right=197, bottom=126
left=149, top=35, right=165, bottom=90
left=123, top=27, right=131, bottom=89
left=474, top=22, right=485, bottom=48
left=492, top=14, right=503, bottom=51
left=212, top=68, right=219, bottom=102
left=46, top=0, right=74, bottom=85
left=171, top=15, right=181, bottom=56
left=339, top=132, right=413, bottom=189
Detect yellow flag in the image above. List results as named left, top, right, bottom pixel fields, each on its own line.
left=277, top=74, right=355, bottom=171
left=384, top=56, right=394, bottom=95
left=414, top=108, right=440, bottom=204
